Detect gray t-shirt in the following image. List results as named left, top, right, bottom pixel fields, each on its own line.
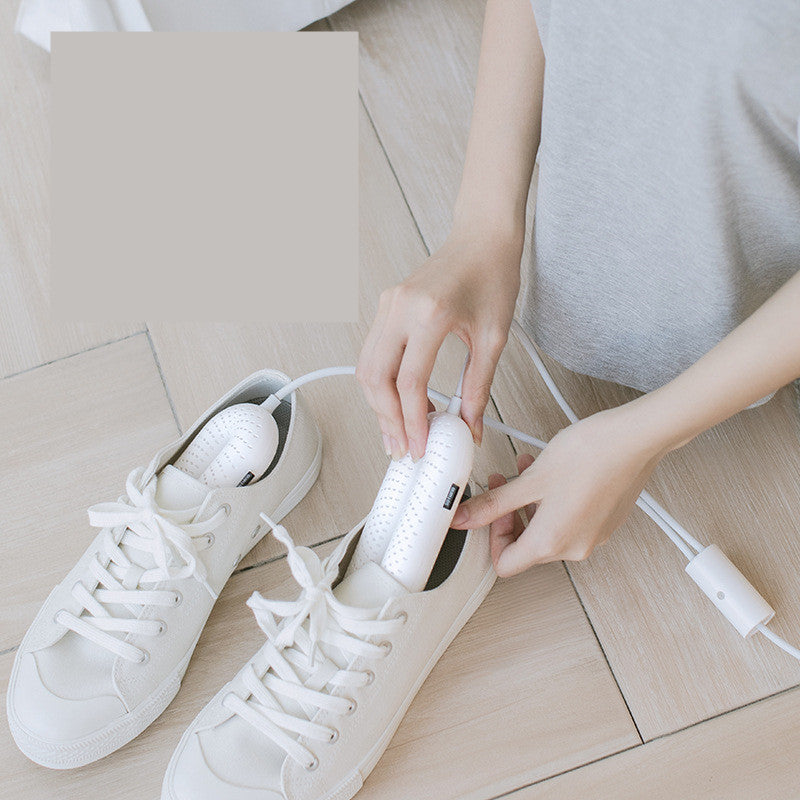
left=521, top=0, right=800, bottom=392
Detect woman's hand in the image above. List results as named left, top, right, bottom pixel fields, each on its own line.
left=357, top=228, right=522, bottom=460
left=452, top=404, right=669, bottom=576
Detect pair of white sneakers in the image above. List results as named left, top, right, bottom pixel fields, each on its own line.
left=6, top=369, right=496, bottom=800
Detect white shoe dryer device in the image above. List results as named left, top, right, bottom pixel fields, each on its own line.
left=178, top=322, right=800, bottom=665
left=174, top=402, right=280, bottom=490
left=348, top=408, right=474, bottom=592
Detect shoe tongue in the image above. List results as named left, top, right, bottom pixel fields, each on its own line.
left=333, top=560, right=409, bottom=608
left=155, top=465, right=210, bottom=510
left=115, top=466, right=210, bottom=575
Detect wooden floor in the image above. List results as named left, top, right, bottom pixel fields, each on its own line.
left=2, top=1, right=800, bottom=797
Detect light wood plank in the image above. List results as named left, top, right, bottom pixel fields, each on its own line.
left=0, top=335, right=178, bottom=650
left=1, top=538, right=638, bottom=800
left=0, top=8, right=141, bottom=378
left=491, top=338, right=800, bottom=739
left=514, top=685, right=800, bottom=800
left=148, top=103, right=521, bottom=568
left=357, top=563, right=638, bottom=800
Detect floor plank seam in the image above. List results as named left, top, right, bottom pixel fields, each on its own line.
left=232, top=532, right=346, bottom=576
left=486, top=679, right=800, bottom=797
left=489, top=397, right=646, bottom=744
left=0, top=645, right=19, bottom=657
left=643, top=678, right=800, bottom=745
left=144, top=325, right=183, bottom=436
left=562, top=562, right=644, bottom=743
left=487, top=742, right=644, bottom=799
left=356, top=88, right=432, bottom=258
left=0, top=329, right=147, bottom=383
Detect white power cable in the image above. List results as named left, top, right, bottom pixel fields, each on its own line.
left=264, top=325, right=798, bottom=663
left=273, top=366, right=356, bottom=402
left=509, top=320, right=702, bottom=558
left=757, top=624, right=800, bottom=661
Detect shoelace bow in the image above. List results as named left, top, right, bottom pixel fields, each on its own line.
left=55, top=466, right=226, bottom=663
left=223, top=515, right=405, bottom=770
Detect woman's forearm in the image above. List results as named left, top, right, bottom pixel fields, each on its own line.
left=452, top=0, right=544, bottom=248
left=630, top=270, right=800, bottom=452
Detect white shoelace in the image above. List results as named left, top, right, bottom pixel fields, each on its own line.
left=55, top=466, right=226, bottom=663
left=223, top=515, right=405, bottom=771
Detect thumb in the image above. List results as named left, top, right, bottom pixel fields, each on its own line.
left=494, top=507, right=556, bottom=576
left=452, top=473, right=535, bottom=529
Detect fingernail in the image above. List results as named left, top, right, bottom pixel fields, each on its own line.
left=452, top=507, right=467, bottom=527
left=381, top=433, right=391, bottom=457
left=390, top=437, right=402, bottom=460
left=487, top=473, right=505, bottom=489
left=410, top=438, right=427, bottom=461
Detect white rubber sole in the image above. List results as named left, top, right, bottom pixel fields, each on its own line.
left=161, top=563, right=496, bottom=800
left=7, top=438, right=323, bottom=771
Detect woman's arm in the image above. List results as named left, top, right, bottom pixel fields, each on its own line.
left=453, top=270, right=800, bottom=576
left=357, top=0, right=544, bottom=460
left=635, top=270, right=800, bottom=449
left=453, top=0, right=544, bottom=245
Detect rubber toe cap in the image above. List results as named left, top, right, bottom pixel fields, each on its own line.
left=166, top=732, right=284, bottom=800
left=9, top=652, right=127, bottom=743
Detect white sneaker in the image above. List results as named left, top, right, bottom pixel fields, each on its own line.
left=161, top=491, right=495, bottom=800
left=6, top=369, right=322, bottom=770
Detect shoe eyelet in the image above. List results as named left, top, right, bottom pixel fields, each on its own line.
left=344, top=698, right=357, bottom=716
left=138, top=649, right=150, bottom=664
left=327, top=728, right=339, bottom=743
left=172, top=591, right=183, bottom=606
left=205, top=533, right=215, bottom=549
left=219, top=503, right=232, bottom=517
left=305, top=756, right=319, bottom=771
left=379, top=641, right=392, bottom=656
left=250, top=524, right=261, bottom=540
left=362, top=670, right=375, bottom=686
left=394, top=611, right=408, bottom=624
left=155, top=620, right=167, bottom=635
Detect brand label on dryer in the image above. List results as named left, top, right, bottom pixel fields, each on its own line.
left=237, top=471, right=255, bottom=487
left=443, top=483, right=460, bottom=510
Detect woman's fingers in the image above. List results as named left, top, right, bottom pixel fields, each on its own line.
left=516, top=453, right=537, bottom=518
left=397, top=326, right=448, bottom=460
left=452, top=467, right=537, bottom=529
left=493, top=503, right=566, bottom=576
left=459, top=328, right=507, bottom=444
left=356, top=303, right=409, bottom=458
left=485, top=473, right=525, bottom=568
left=357, top=285, right=449, bottom=461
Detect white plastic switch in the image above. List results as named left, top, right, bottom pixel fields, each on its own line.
left=685, top=544, right=775, bottom=637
